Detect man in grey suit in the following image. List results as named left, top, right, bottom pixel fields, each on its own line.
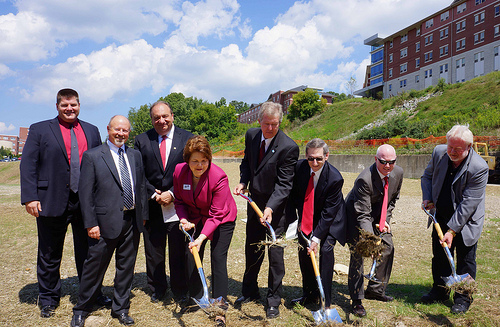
left=421, top=124, right=488, bottom=314
left=233, top=102, right=299, bottom=319
left=71, top=115, right=148, bottom=327
left=347, top=144, right=403, bottom=317
left=134, top=101, right=192, bottom=303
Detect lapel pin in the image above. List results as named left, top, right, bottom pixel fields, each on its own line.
left=272, top=149, right=275, bottom=153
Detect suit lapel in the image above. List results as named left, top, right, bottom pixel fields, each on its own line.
left=49, top=118, right=69, bottom=162
left=165, top=129, right=182, bottom=174
left=101, top=144, right=121, bottom=188
left=257, top=130, right=279, bottom=172
left=315, top=163, right=328, bottom=203
left=126, top=146, right=137, bottom=187
left=148, top=131, right=163, bottom=171
left=434, top=153, right=449, bottom=201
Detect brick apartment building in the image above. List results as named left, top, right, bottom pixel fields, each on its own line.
left=0, top=127, right=29, bottom=156
left=355, top=0, right=500, bottom=98
left=237, top=85, right=334, bottom=124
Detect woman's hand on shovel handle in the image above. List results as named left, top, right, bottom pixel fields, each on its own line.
left=180, top=219, right=194, bottom=231
left=189, top=234, right=207, bottom=253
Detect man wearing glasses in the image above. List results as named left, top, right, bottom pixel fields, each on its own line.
left=346, top=144, right=403, bottom=317
left=286, top=138, right=346, bottom=310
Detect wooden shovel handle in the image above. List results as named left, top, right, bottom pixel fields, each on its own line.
left=434, top=222, right=449, bottom=248
left=249, top=201, right=264, bottom=218
left=309, top=251, right=321, bottom=277
left=191, top=246, right=203, bottom=269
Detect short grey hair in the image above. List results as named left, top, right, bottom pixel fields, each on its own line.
left=446, top=124, right=474, bottom=146
left=150, top=101, right=172, bottom=116
left=306, top=138, right=329, bottom=156
left=258, top=102, right=283, bottom=122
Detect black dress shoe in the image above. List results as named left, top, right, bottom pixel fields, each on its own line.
left=234, top=295, right=260, bottom=308
left=291, top=295, right=318, bottom=306
left=40, top=305, right=57, bottom=318
left=70, top=314, right=86, bottom=327
left=351, top=301, right=366, bottom=317
left=111, top=311, right=135, bottom=325
left=266, top=306, right=280, bottom=319
left=451, top=302, right=470, bottom=314
left=421, top=291, right=449, bottom=304
left=150, top=292, right=164, bottom=303
left=96, top=294, right=112, bottom=307
left=365, top=291, right=394, bottom=302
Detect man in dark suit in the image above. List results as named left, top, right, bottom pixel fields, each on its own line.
left=421, top=124, right=488, bottom=314
left=20, top=88, right=110, bottom=318
left=71, top=115, right=148, bottom=327
left=347, top=144, right=403, bottom=317
left=134, top=101, right=192, bottom=303
left=286, top=138, right=346, bottom=309
left=233, top=102, right=299, bottom=319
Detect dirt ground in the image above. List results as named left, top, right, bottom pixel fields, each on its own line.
left=1, top=160, right=499, bottom=327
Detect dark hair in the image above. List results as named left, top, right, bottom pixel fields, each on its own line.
left=150, top=101, right=173, bottom=116
left=183, top=135, right=212, bottom=163
left=57, top=88, right=79, bottom=104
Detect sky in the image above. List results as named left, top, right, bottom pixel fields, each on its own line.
left=0, top=0, right=452, bottom=137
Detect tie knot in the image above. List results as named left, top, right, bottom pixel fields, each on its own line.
left=162, top=135, right=167, bottom=140
left=384, top=176, right=389, bottom=183
left=118, top=148, right=123, bottom=155
left=311, top=172, right=315, bottom=177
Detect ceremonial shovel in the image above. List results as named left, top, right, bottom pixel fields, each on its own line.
left=180, top=224, right=222, bottom=313
left=364, top=227, right=384, bottom=282
left=299, top=231, right=342, bottom=325
left=422, top=204, right=471, bottom=287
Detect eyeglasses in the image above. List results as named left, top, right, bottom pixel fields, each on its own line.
left=377, top=158, right=396, bottom=165
left=307, top=157, right=324, bottom=162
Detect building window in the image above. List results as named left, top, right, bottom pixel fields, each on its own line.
left=456, top=58, right=465, bottom=68
left=389, top=53, right=393, bottom=63
left=415, top=75, right=420, bottom=83
left=389, top=84, right=392, bottom=92
left=400, top=48, right=408, bottom=58
left=441, top=11, right=449, bottom=21
left=456, top=38, right=466, bottom=51
left=440, top=27, right=449, bottom=39
left=425, top=69, right=433, bottom=78
left=416, top=28, right=421, bottom=36
left=390, top=41, right=393, bottom=48
left=440, top=64, right=449, bottom=74
left=389, top=68, right=393, bottom=77
left=416, top=58, right=420, bottom=68
left=475, top=0, right=485, bottom=5
left=440, top=45, right=449, bottom=57
left=401, top=34, right=408, bottom=43
left=400, top=63, right=408, bottom=74
left=424, top=51, right=433, bottom=62
left=426, top=18, right=434, bottom=29
left=474, top=31, right=485, bottom=44
left=496, top=5, right=500, bottom=17
left=474, top=11, right=485, bottom=25
left=400, top=79, right=407, bottom=88
left=457, top=3, right=466, bottom=13
left=425, top=34, right=433, bottom=45
left=495, top=25, right=500, bottom=37
left=474, top=52, right=484, bottom=63
left=456, top=20, right=466, bottom=33
left=416, top=42, right=420, bottom=52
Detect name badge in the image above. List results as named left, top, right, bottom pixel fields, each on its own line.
left=183, top=184, right=191, bottom=190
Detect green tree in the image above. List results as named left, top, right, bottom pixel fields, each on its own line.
left=229, top=100, right=250, bottom=114
left=189, top=103, right=241, bottom=144
left=0, top=146, right=12, bottom=157
left=127, top=104, right=152, bottom=146
left=287, top=88, right=327, bottom=122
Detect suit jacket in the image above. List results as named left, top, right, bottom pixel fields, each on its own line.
left=134, top=127, right=193, bottom=219
left=287, top=159, right=347, bottom=246
left=421, top=144, right=488, bottom=246
left=239, top=128, right=299, bottom=220
left=173, top=162, right=237, bottom=240
left=78, top=143, right=148, bottom=239
left=20, top=117, right=101, bottom=217
left=346, top=163, right=404, bottom=242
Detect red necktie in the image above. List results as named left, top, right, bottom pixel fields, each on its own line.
left=160, top=135, right=167, bottom=169
left=301, top=172, right=315, bottom=235
left=379, top=176, right=389, bottom=232
left=258, top=140, right=265, bottom=165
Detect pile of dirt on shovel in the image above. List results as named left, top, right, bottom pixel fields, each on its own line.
left=449, top=275, right=477, bottom=298
left=352, top=229, right=384, bottom=257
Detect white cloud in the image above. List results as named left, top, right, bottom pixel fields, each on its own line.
left=0, top=122, right=16, bottom=133
left=0, top=64, right=14, bottom=78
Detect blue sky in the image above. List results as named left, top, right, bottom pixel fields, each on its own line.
left=0, top=0, right=450, bottom=137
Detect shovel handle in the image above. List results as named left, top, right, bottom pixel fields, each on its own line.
left=191, top=246, right=203, bottom=269
left=249, top=201, right=264, bottom=218
left=309, top=252, right=321, bottom=277
left=433, top=222, right=450, bottom=248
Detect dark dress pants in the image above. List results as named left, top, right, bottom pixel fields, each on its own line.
left=144, top=212, right=188, bottom=298
left=431, top=229, right=477, bottom=305
left=187, top=221, right=235, bottom=300
left=241, top=205, right=285, bottom=308
left=348, top=231, right=394, bottom=300
left=298, top=232, right=337, bottom=307
left=73, top=213, right=139, bottom=315
left=36, top=192, right=88, bottom=307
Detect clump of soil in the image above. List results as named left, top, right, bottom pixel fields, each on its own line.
left=449, top=275, right=477, bottom=298
left=352, top=229, right=384, bottom=257
left=253, top=237, right=288, bottom=249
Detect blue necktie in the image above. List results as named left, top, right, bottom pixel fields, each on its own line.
left=69, top=124, right=79, bottom=193
left=118, top=148, right=134, bottom=209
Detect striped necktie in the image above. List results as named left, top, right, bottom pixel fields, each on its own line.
left=118, top=148, right=134, bottom=209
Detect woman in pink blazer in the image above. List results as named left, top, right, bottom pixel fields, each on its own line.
left=174, top=135, right=237, bottom=326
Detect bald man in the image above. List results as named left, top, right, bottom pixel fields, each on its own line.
left=346, top=144, right=404, bottom=317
